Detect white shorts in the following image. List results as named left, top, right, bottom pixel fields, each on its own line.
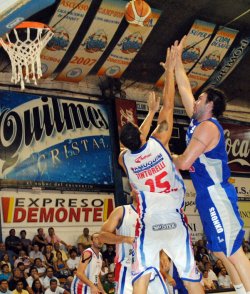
left=115, top=262, right=169, bottom=294
left=133, top=191, right=201, bottom=282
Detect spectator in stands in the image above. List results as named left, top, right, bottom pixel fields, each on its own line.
left=76, top=228, right=91, bottom=249
left=100, top=261, right=109, bottom=283
left=102, top=245, right=115, bottom=269
left=52, top=243, right=68, bottom=262
left=76, top=243, right=84, bottom=257
left=62, top=276, right=73, bottom=292
left=43, top=244, right=54, bottom=268
left=29, top=245, right=45, bottom=264
left=204, top=262, right=218, bottom=282
left=16, top=262, right=28, bottom=279
left=8, top=268, right=32, bottom=294
left=0, top=279, right=12, bottom=294
left=218, top=267, right=233, bottom=288
left=34, top=258, right=47, bottom=279
left=32, top=279, right=45, bottom=294
left=243, top=245, right=250, bottom=260
left=213, top=259, right=224, bottom=276
left=53, top=252, right=70, bottom=279
left=43, top=268, right=60, bottom=290
left=14, top=250, right=31, bottom=271
left=26, top=267, right=44, bottom=288
left=0, top=264, right=11, bottom=282
left=103, top=272, right=115, bottom=294
left=201, top=270, right=216, bottom=290
left=0, top=244, right=14, bottom=268
left=45, top=279, right=69, bottom=294
left=46, top=228, right=69, bottom=250
left=20, top=231, right=32, bottom=255
left=0, top=253, right=12, bottom=272
left=5, top=229, right=22, bottom=255
left=12, top=281, right=29, bottom=294
left=66, top=249, right=80, bottom=273
left=33, top=229, right=47, bottom=251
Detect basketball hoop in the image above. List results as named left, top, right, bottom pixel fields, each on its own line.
left=0, top=21, right=54, bottom=90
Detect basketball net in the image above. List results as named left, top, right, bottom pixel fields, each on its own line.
left=0, top=22, right=54, bottom=90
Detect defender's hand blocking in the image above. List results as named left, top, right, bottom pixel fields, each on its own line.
left=147, top=91, right=160, bottom=113
left=160, top=45, right=177, bottom=72
left=174, top=35, right=187, bottom=58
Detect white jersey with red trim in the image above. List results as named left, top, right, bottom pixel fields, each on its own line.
left=71, top=248, right=102, bottom=294
left=116, top=204, right=137, bottom=267
left=123, top=137, right=185, bottom=210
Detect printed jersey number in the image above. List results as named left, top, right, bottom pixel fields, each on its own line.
left=145, top=171, right=171, bottom=193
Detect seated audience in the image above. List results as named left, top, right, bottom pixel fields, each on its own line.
left=218, top=267, right=233, bottom=288
left=103, top=272, right=115, bottom=294
left=0, top=279, right=12, bottom=294
left=14, top=250, right=31, bottom=271
left=33, top=229, right=47, bottom=251
left=32, top=278, right=45, bottom=294
left=12, top=281, right=29, bottom=294
left=52, top=243, right=68, bottom=262
left=46, top=228, right=69, bottom=250
left=43, top=245, right=54, bottom=268
left=20, top=231, right=32, bottom=254
left=5, top=229, right=22, bottom=255
left=102, top=245, right=115, bottom=269
left=201, top=270, right=216, bottom=290
left=34, top=258, right=47, bottom=279
left=66, top=249, right=80, bottom=273
left=8, top=268, right=32, bottom=294
left=0, top=253, right=12, bottom=272
left=43, top=268, right=60, bottom=290
left=26, top=267, right=44, bottom=288
left=29, top=245, right=45, bottom=264
left=0, top=264, right=11, bottom=282
left=53, top=252, right=70, bottom=279
left=45, top=279, right=69, bottom=294
left=76, top=228, right=91, bottom=250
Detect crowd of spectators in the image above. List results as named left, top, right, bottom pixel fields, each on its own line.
left=0, top=227, right=249, bottom=294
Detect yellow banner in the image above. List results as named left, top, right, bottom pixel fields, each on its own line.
left=41, top=0, right=92, bottom=79
left=55, top=0, right=125, bottom=82
left=188, top=26, right=238, bottom=93
left=238, top=202, right=250, bottom=227
left=97, top=9, right=161, bottom=78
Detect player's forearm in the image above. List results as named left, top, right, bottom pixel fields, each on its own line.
left=175, top=57, right=194, bottom=118
left=139, top=110, right=156, bottom=138
left=172, top=154, right=192, bottom=170
left=162, top=69, right=175, bottom=110
left=99, top=231, right=133, bottom=245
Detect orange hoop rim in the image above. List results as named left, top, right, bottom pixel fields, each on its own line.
left=15, top=21, right=52, bottom=30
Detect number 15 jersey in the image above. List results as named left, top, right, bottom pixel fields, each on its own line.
left=123, top=137, right=185, bottom=211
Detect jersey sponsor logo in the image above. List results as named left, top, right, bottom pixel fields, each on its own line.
left=152, top=222, right=177, bottom=231
left=135, top=153, right=152, bottom=163
left=209, top=207, right=224, bottom=233
left=131, top=153, right=164, bottom=173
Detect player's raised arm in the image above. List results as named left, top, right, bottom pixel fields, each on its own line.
left=152, top=45, right=176, bottom=147
left=175, top=36, right=195, bottom=118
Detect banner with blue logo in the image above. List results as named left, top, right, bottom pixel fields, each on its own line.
left=0, top=90, right=114, bottom=191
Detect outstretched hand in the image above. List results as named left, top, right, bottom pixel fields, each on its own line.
left=147, top=91, right=160, bottom=112
left=174, top=35, right=187, bottom=58
left=160, top=44, right=177, bottom=72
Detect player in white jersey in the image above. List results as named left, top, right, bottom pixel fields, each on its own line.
left=71, top=233, right=105, bottom=294
left=118, top=46, right=203, bottom=294
left=99, top=194, right=170, bottom=294
left=172, top=36, right=250, bottom=294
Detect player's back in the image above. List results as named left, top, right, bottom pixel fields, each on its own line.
left=123, top=136, right=185, bottom=194
left=116, top=204, right=137, bottom=267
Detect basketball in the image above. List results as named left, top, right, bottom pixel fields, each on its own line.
left=125, top=0, right=152, bottom=26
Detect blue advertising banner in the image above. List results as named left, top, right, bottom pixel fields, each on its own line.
left=0, top=91, right=114, bottom=191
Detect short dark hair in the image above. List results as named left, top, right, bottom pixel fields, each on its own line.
left=120, top=122, right=141, bottom=152
left=204, top=87, right=227, bottom=118
left=50, top=279, right=57, bottom=285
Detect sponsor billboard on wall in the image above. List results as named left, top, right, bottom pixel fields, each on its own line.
left=0, top=191, right=114, bottom=244
left=0, top=90, right=114, bottom=190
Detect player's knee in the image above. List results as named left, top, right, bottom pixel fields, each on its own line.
left=183, top=281, right=204, bottom=293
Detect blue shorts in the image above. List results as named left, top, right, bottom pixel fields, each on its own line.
left=196, top=183, right=244, bottom=256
